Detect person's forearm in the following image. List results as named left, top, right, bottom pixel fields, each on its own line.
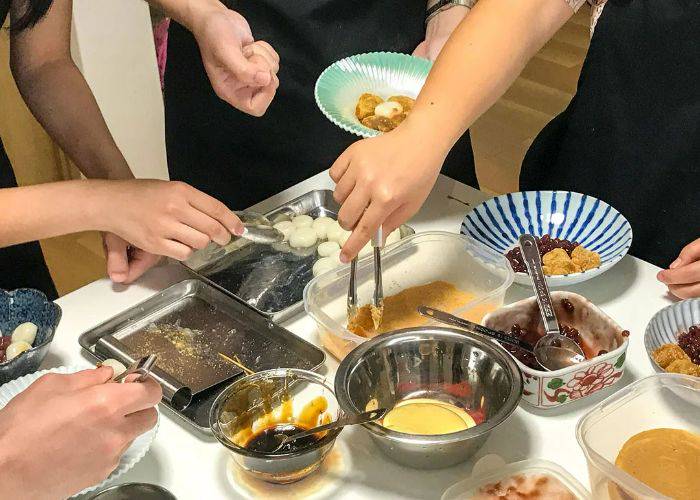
left=405, top=0, right=573, bottom=157
left=0, top=180, right=112, bottom=247
left=145, top=0, right=225, bottom=33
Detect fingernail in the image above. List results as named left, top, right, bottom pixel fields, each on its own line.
left=232, top=225, right=245, bottom=237
left=340, top=253, right=350, bottom=264
left=670, top=258, right=683, bottom=269
left=657, top=271, right=668, bottom=283
left=110, top=272, right=126, bottom=282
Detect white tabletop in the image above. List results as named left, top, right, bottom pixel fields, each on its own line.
left=53, top=172, right=673, bottom=499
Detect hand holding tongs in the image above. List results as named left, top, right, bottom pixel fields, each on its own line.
left=347, top=227, right=385, bottom=329
left=112, top=354, right=158, bottom=383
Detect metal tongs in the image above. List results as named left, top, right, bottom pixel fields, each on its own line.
left=347, top=227, right=385, bottom=330
left=113, top=354, right=158, bottom=383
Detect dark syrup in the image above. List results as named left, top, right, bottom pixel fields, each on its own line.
left=244, top=423, right=320, bottom=454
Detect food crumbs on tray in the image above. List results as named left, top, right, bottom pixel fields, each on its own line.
left=347, top=281, right=475, bottom=338
left=472, top=473, right=577, bottom=500
left=614, top=428, right=700, bottom=500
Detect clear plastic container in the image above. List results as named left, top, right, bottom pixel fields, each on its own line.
left=441, top=456, right=591, bottom=499
left=303, top=231, right=514, bottom=360
left=576, top=374, right=700, bottom=499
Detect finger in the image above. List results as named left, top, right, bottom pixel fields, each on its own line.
left=250, top=40, right=279, bottom=64
left=340, top=202, right=387, bottom=263
left=60, top=366, right=113, bottom=391
left=216, top=44, right=271, bottom=87
left=329, top=148, right=353, bottom=185
left=121, top=407, right=159, bottom=440
left=156, top=239, right=195, bottom=261
left=383, top=203, right=416, bottom=239
left=103, top=377, right=163, bottom=416
left=247, top=73, right=278, bottom=117
left=187, top=191, right=244, bottom=236
left=124, top=251, right=162, bottom=284
left=413, top=40, right=429, bottom=59
left=169, top=223, right=212, bottom=250
left=657, top=260, right=700, bottom=285
left=179, top=208, right=231, bottom=247
left=671, top=239, right=700, bottom=269
left=104, top=233, right=130, bottom=283
left=333, top=170, right=356, bottom=205
left=243, top=41, right=279, bottom=73
left=337, top=186, right=370, bottom=231
left=668, top=282, right=700, bottom=300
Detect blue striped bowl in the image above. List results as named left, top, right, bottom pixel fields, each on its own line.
left=645, top=298, right=700, bottom=373
left=461, top=191, right=632, bottom=287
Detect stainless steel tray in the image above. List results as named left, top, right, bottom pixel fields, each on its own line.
left=78, top=279, right=325, bottom=433
left=181, top=189, right=415, bottom=323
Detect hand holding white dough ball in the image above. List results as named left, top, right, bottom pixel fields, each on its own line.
left=11, top=322, right=38, bottom=345
left=292, top=215, right=314, bottom=228
left=317, top=241, right=340, bottom=257
left=289, top=227, right=318, bottom=248
left=6, top=341, right=32, bottom=361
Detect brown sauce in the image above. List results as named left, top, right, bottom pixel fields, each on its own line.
left=244, top=423, right=320, bottom=454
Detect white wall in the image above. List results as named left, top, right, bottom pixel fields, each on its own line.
left=71, top=0, right=169, bottom=180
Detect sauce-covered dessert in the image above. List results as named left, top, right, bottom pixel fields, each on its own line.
left=653, top=325, right=700, bottom=376
left=380, top=398, right=483, bottom=435
left=614, top=428, right=700, bottom=500
left=472, top=473, right=577, bottom=500
left=505, top=234, right=600, bottom=276
left=355, top=93, right=415, bottom=132
left=347, top=281, right=475, bottom=338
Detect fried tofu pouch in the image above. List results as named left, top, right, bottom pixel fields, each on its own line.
left=653, top=344, right=688, bottom=369
left=542, top=248, right=581, bottom=275
left=356, top=93, right=383, bottom=121
left=361, top=115, right=395, bottom=132
left=572, top=245, right=601, bottom=271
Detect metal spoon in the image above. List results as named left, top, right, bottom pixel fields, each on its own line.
left=518, top=234, right=586, bottom=369
left=271, top=408, right=388, bottom=453
left=231, top=211, right=285, bottom=244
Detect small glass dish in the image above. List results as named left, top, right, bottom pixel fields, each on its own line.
left=304, top=231, right=514, bottom=360
left=576, top=373, right=700, bottom=499
left=209, top=368, right=342, bottom=484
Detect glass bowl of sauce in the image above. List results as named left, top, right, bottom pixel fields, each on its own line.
left=209, top=368, right=342, bottom=484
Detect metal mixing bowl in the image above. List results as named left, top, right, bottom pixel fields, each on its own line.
left=335, top=327, right=523, bottom=469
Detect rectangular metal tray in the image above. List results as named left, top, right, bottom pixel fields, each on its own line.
left=181, top=189, right=415, bottom=323
left=78, top=279, right=325, bottom=433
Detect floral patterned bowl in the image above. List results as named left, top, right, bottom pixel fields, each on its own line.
left=483, top=292, right=629, bottom=409
left=0, top=288, right=62, bottom=385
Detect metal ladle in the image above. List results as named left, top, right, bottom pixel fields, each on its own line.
left=518, top=234, right=586, bottom=369
left=271, top=408, right=388, bottom=453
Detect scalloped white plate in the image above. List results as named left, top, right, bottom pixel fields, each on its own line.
left=0, top=365, right=159, bottom=497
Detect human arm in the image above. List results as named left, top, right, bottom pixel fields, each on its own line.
left=657, top=239, right=700, bottom=299
left=0, top=367, right=161, bottom=500
left=414, top=0, right=474, bottom=62
left=331, top=0, right=576, bottom=262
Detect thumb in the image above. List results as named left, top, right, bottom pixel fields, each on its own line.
left=124, top=250, right=162, bottom=284
left=220, top=43, right=271, bottom=86
left=104, top=233, right=129, bottom=283
left=413, top=40, right=429, bottom=59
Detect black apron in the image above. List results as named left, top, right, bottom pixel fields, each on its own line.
left=520, top=0, right=700, bottom=267
left=0, top=139, right=58, bottom=299
left=164, top=0, right=477, bottom=209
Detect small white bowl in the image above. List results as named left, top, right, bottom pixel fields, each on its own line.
left=0, top=365, right=159, bottom=497
left=483, top=292, right=629, bottom=409
left=644, top=298, right=700, bottom=373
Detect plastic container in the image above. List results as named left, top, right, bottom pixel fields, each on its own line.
left=441, top=455, right=591, bottom=499
left=576, top=373, right=700, bottom=499
left=304, top=231, right=514, bottom=360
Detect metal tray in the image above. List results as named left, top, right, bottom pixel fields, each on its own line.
left=181, top=189, right=415, bottom=323
left=78, top=279, right=325, bottom=433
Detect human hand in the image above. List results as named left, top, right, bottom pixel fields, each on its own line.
left=0, top=367, right=161, bottom=500
left=191, top=8, right=279, bottom=116
left=330, top=126, right=448, bottom=262
left=657, top=238, right=700, bottom=299
left=413, top=5, right=471, bottom=61
left=99, top=180, right=242, bottom=282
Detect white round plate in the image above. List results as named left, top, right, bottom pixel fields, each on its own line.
left=0, top=365, right=159, bottom=497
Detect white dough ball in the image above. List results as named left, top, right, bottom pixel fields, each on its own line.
left=326, top=221, right=345, bottom=243
left=374, top=101, right=403, bottom=119
left=292, top=215, right=314, bottom=228
left=312, top=217, right=334, bottom=229
left=317, top=241, right=340, bottom=257
left=273, top=221, right=295, bottom=241
left=386, top=229, right=401, bottom=245
left=11, top=322, right=38, bottom=345
left=330, top=249, right=343, bottom=263
left=6, top=341, right=31, bottom=361
left=289, top=227, right=318, bottom=248
left=338, top=230, right=351, bottom=247
left=313, top=257, right=337, bottom=277
left=359, top=242, right=373, bottom=257
left=101, top=358, right=127, bottom=378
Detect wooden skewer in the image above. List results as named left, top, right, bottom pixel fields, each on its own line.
left=218, top=352, right=255, bottom=376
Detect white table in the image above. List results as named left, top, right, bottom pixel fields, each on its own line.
left=53, top=172, right=673, bottom=499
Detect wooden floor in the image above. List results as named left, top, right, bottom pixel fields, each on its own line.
left=40, top=9, right=591, bottom=296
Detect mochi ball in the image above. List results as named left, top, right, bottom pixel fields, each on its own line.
left=312, top=257, right=337, bottom=277
left=289, top=227, right=318, bottom=248
left=317, top=241, right=340, bottom=257
left=292, top=215, right=314, bottom=228
left=12, top=322, right=38, bottom=345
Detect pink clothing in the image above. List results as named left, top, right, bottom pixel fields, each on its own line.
left=154, top=18, right=170, bottom=89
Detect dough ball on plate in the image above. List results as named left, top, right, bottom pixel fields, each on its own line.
left=318, top=241, right=340, bottom=257
left=326, top=221, right=345, bottom=243
left=273, top=221, right=295, bottom=241
left=11, top=322, right=38, bottom=345
left=338, top=230, right=351, bottom=247
left=292, top=215, right=314, bottom=228
left=312, top=217, right=335, bottom=239
left=289, top=227, right=318, bottom=248
left=313, top=257, right=338, bottom=277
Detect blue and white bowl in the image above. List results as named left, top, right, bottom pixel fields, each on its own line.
left=645, top=298, right=700, bottom=373
left=461, top=191, right=632, bottom=287
left=0, top=288, right=62, bottom=385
